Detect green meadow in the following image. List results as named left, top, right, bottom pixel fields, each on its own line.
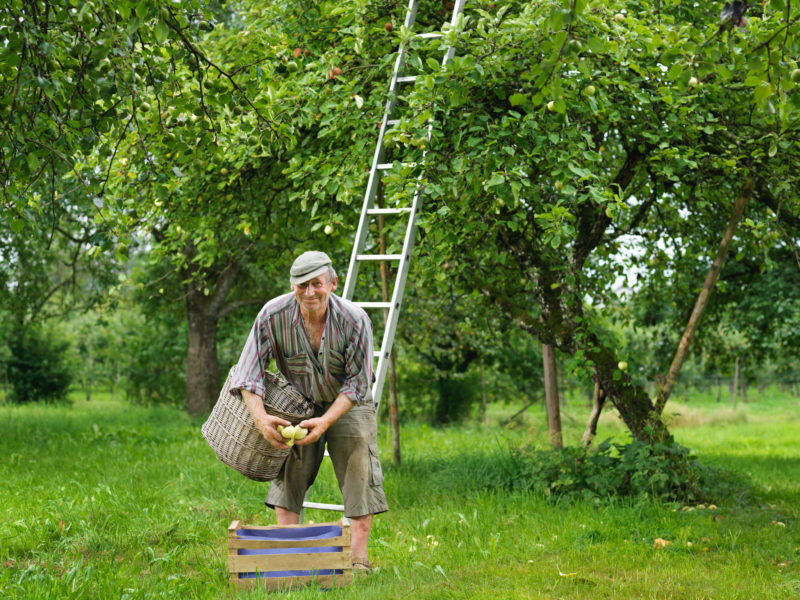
left=1, top=389, right=798, bottom=599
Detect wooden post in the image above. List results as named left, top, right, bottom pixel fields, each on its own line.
left=542, top=343, right=563, bottom=448
left=655, top=178, right=753, bottom=414
left=480, top=356, right=488, bottom=429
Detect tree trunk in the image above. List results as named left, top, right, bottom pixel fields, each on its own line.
left=588, top=343, right=672, bottom=444
left=542, top=343, right=562, bottom=447
left=115, top=361, right=121, bottom=401
left=387, top=351, right=401, bottom=465
left=730, top=357, right=739, bottom=406
left=85, top=335, right=93, bottom=402
left=716, top=375, right=721, bottom=403
left=179, top=244, right=246, bottom=416
left=741, top=376, right=748, bottom=403
left=480, top=356, right=488, bottom=429
left=655, top=177, right=753, bottom=413
left=582, top=380, right=606, bottom=448
left=185, top=289, right=220, bottom=416
left=481, top=281, right=673, bottom=444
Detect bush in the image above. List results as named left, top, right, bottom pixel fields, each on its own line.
left=493, top=438, right=746, bottom=504
left=6, top=325, right=74, bottom=404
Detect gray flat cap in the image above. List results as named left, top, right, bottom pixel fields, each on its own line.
left=290, top=251, right=333, bottom=285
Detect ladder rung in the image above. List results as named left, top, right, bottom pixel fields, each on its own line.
left=366, top=207, right=412, bottom=215
left=414, top=32, right=444, bottom=39
left=373, top=351, right=383, bottom=359
left=357, top=254, right=402, bottom=261
left=302, top=501, right=344, bottom=512
left=377, top=162, right=415, bottom=170
left=396, top=76, right=417, bottom=83
left=356, top=302, right=393, bottom=309
left=386, top=119, right=400, bottom=127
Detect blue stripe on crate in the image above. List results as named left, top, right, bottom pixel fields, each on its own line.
left=238, top=546, right=342, bottom=556
left=235, top=524, right=342, bottom=541
left=236, top=525, right=345, bottom=579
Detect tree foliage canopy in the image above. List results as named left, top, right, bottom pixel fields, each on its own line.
left=2, top=0, right=799, bottom=429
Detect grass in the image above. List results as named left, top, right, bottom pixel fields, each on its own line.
left=1, top=388, right=799, bottom=599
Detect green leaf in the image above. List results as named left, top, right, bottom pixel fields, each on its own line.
left=754, top=82, right=773, bottom=103
left=509, top=93, right=527, bottom=107
left=485, top=173, right=505, bottom=188
left=744, top=76, right=762, bottom=87
left=667, top=63, right=683, bottom=81
left=9, top=219, right=25, bottom=234
left=154, top=21, right=170, bottom=45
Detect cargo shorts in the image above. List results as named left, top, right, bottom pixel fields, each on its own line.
left=265, top=401, right=389, bottom=518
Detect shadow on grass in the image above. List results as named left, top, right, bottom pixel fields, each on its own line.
left=696, top=452, right=800, bottom=505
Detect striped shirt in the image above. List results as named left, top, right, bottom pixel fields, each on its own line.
left=230, top=292, right=374, bottom=406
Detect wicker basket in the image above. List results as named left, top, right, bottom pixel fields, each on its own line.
left=202, top=366, right=315, bottom=482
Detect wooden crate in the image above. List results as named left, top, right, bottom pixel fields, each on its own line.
left=227, top=520, right=353, bottom=590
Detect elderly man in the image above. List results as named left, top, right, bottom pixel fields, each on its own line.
left=230, top=250, right=388, bottom=572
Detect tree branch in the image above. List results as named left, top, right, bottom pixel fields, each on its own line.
left=654, top=176, right=754, bottom=414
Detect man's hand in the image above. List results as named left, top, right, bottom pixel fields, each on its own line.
left=241, top=389, right=291, bottom=449
left=294, top=393, right=354, bottom=446
left=255, top=412, right=293, bottom=449
left=293, top=416, right=329, bottom=446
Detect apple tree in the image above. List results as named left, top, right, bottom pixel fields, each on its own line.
left=391, top=0, right=800, bottom=442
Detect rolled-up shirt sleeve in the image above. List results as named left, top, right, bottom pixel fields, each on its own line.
left=230, top=312, right=272, bottom=401
left=338, top=312, right=373, bottom=405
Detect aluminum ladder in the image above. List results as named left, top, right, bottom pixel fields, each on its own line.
left=301, top=0, right=467, bottom=516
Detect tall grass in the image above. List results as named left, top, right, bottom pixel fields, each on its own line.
left=1, top=390, right=798, bottom=599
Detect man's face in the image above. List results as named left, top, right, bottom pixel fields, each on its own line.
left=291, top=273, right=337, bottom=314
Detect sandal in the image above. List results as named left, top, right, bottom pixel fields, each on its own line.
left=352, top=557, right=374, bottom=574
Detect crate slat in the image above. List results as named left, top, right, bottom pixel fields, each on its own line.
left=228, top=550, right=352, bottom=573
left=234, top=572, right=353, bottom=591
left=228, top=535, right=350, bottom=550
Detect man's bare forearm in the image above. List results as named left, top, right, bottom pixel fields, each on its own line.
left=318, top=393, right=354, bottom=427
left=241, top=389, right=290, bottom=447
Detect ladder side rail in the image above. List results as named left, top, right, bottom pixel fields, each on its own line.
left=371, top=3, right=467, bottom=410
left=371, top=180, right=423, bottom=410
left=445, top=0, right=468, bottom=61
left=343, top=1, right=420, bottom=300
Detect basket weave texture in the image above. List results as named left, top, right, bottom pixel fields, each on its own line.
left=202, top=365, right=314, bottom=482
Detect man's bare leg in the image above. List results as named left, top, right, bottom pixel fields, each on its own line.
left=275, top=506, right=299, bottom=525
left=275, top=508, right=373, bottom=563
left=350, top=513, right=373, bottom=561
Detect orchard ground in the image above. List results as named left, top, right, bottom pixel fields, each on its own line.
left=1, top=387, right=798, bottom=599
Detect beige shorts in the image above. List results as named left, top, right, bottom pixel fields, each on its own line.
left=265, top=402, right=389, bottom=518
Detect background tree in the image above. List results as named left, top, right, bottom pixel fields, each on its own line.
left=391, top=0, right=800, bottom=442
